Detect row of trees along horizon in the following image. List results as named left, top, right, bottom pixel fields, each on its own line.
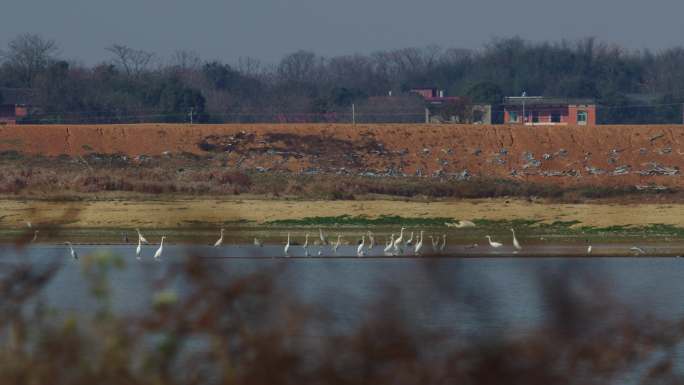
left=1, top=33, right=684, bottom=124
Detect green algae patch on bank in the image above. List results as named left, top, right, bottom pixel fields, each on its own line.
left=266, top=215, right=454, bottom=227
left=577, top=223, right=684, bottom=237
left=179, top=219, right=254, bottom=228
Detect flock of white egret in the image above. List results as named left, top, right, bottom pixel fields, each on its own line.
left=43, top=223, right=593, bottom=259
left=57, top=228, right=166, bottom=261
left=278, top=226, right=529, bottom=257
left=280, top=227, right=442, bottom=257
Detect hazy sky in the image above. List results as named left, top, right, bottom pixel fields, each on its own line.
left=3, top=0, right=684, bottom=66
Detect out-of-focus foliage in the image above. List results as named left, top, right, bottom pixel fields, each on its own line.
left=0, top=251, right=683, bottom=384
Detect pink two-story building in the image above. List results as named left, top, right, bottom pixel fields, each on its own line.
left=503, top=96, right=596, bottom=126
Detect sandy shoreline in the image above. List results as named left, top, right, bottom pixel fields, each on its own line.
left=2, top=197, right=684, bottom=229
left=3, top=197, right=684, bottom=255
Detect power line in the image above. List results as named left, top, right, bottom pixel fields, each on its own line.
left=13, top=99, right=684, bottom=125
left=25, top=99, right=684, bottom=118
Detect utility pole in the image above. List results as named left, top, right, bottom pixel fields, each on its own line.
left=522, top=101, right=525, bottom=125
left=352, top=103, right=356, bottom=125
left=425, top=107, right=430, bottom=124
left=521, top=91, right=527, bottom=125
left=189, top=107, right=194, bottom=124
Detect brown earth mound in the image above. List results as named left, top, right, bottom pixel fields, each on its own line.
left=2, top=123, right=684, bottom=187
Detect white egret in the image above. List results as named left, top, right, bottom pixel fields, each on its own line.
left=26, top=221, right=32, bottom=228
left=393, top=227, right=405, bottom=249
left=31, top=230, right=39, bottom=243
left=254, top=237, right=263, bottom=247
left=303, top=233, right=310, bottom=257
left=405, top=232, right=414, bottom=247
left=333, top=234, right=341, bottom=254
left=445, top=220, right=476, bottom=228
left=319, top=228, right=328, bottom=245
left=384, top=234, right=395, bottom=254
left=153, top=236, right=166, bottom=260
left=357, top=235, right=365, bottom=257
left=430, top=235, right=439, bottom=252
left=486, top=235, right=503, bottom=248
left=511, top=228, right=522, bottom=251
left=630, top=246, right=646, bottom=255
left=213, top=228, right=225, bottom=247
left=284, top=233, right=291, bottom=256
left=135, top=237, right=142, bottom=259
left=65, top=242, right=78, bottom=260
left=367, top=231, right=375, bottom=250
left=439, top=234, right=446, bottom=252
left=136, top=228, right=149, bottom=244
left=415, top=231, right=424, bottom=256
left=587, top=245, right=592, bottom=255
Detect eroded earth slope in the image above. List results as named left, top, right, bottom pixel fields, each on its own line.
left=2, top=123, right=684, bottom=187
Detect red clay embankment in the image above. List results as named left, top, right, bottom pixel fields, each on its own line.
left=2, top=123, right=684, bottom=187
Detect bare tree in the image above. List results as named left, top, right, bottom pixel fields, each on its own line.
left=167, top=49, right=203, bottom=87
left=277, top=50, right=324, bottom=84
left=1, top=33, right=59, bottom=87
left=169, top=49, right=202, bottom=71
left=439, top=48, right=472, bottom=65
left=644, top=48, right=684, bottom=98
left=236, top=56, right=267, bottom=79
left=325, top=54, right=385, bottom=92
left=105, top=44, right=154, bottom=77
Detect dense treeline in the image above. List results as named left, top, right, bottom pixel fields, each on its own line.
left=0, top=34, right=683, bottom=123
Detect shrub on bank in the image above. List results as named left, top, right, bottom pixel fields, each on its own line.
left=0, top=156, right=677, bottom=201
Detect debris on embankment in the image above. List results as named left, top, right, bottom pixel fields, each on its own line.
left=2, top=123, right=684, bottom=187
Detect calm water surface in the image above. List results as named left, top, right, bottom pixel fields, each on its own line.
left=2, top=245, right=683, bottom=336
left=5, top=244, right=684, bottom=380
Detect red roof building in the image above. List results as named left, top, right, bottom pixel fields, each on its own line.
left=503, top=96, right=596, bottom=126
left=409, top=87, right=465, bottom=104
left=0, top=88, right=33, bottom=124
left=410, top=87, right=491, bottom=124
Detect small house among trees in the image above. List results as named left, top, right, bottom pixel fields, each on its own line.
left=0, top=88, right=33, bottom=124
left=410, top=87, right=492, bottom=124
left=503, top=96, right=596, bottom=126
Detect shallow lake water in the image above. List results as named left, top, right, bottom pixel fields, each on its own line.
left=2, top=244, right=683, bottom=329
left=4, top=244, right=684, bottom=379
